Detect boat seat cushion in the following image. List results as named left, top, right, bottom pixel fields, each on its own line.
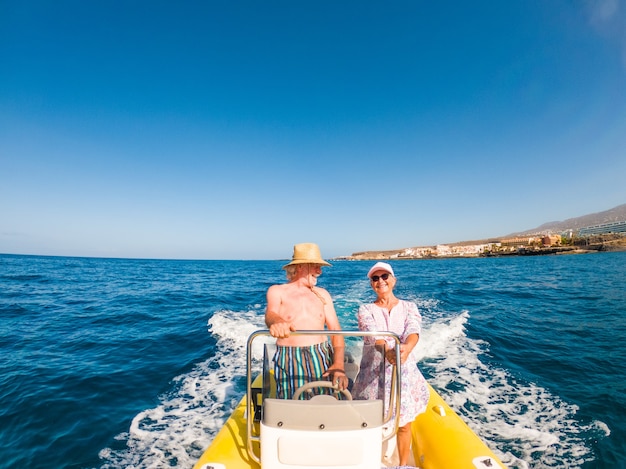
left=262, top=397, right=383, bottom=431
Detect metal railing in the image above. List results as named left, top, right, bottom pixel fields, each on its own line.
left=245, top=329, right=403, bottom=465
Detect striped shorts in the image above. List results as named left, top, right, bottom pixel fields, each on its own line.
left=273, top=341, right=333, bottom=399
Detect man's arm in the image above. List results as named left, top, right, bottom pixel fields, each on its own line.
left=265, top=285, right=294, bottom=338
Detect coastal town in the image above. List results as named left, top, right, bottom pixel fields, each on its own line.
left=344, top=220, right=626, bottom=261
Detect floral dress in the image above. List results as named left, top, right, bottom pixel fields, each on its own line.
left=352, top=300, right=429, bottom=427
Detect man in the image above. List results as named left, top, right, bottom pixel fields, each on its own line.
left=265, top=242, right=348, bottom=399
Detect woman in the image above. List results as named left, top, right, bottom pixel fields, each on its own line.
left=352, top=261, right=430, bottom=466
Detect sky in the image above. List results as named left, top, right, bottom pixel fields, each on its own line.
left=1, top=1, right=625, bottom=260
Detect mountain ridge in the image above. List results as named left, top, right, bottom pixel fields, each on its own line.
left=507, top=203, right=626, bottom=236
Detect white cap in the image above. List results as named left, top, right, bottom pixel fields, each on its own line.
left=367, top=262, right=395, bottom=279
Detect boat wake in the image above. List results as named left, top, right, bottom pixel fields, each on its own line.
left=418, top=308, right=608, bottom=469
left=99, top=309, right=269, bottom=468
left=98, top=304, right=607, bottom=469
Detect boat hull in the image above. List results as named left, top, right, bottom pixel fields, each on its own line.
left=193, top=387, right=260, bottom=469
left=411, top=384, right=505, bottom=469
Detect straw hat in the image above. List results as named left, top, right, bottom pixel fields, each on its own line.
left=367, top=261, right=395, bottom=279
left=283, top=243, right=331, bottom=268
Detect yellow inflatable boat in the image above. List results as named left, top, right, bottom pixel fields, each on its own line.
left=193, top=330, right=506, bottom=469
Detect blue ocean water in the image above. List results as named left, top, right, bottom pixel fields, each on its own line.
left=1, top=252, right=624, bottom=469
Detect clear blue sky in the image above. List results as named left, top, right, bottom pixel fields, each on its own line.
left=1, top=1, right=625, bottom=260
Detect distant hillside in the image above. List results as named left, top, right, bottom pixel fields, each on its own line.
left=508, top=203, right=626, bottom=236
left=347, top=203, right=626, bottom=258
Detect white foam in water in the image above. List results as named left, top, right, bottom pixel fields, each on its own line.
left=99, top=309, right=269, bottom=468
left=100, top=304, right=606, bottom=468
left=417, top=310, right=606, bottom=469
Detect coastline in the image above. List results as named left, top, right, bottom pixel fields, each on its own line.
left=340, top=235, right=626, bottom=261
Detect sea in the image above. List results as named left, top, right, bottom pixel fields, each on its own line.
left=1, top=252, right=625, bottom=469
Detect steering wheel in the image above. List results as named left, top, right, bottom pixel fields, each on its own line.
left=292, top=380, right=352, bottom=401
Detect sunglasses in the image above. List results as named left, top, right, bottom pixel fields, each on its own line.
left=371, top=273, right=391, bottom=282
